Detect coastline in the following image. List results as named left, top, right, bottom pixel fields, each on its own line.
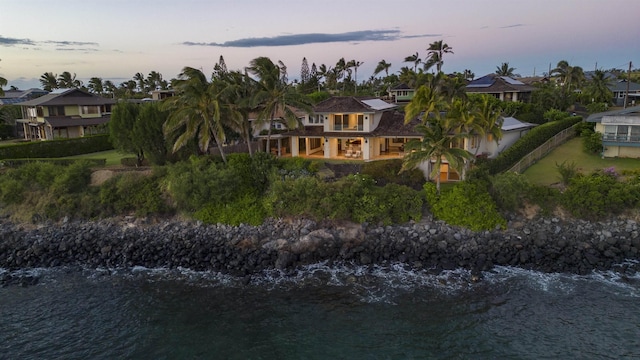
left=1, top=215, right=639, bottom=282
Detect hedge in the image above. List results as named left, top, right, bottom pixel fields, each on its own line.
left=0, top=134, right=113, bottom=160
left=483, top=116, right=582, bottom=175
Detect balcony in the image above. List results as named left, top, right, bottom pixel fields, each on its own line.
left=602, top=134, right=640, bottom=146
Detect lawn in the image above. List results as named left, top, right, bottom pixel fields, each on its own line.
left=522, top=137, right=640, bottom=185
left=65, top=150, right=132, bottom=166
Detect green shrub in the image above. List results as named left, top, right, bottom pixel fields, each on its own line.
left=0, top=178, right=25, bottom=204
left=583, top=131, right=602, bottom=154
left=489, top=172, right=532, bottom=211
left=555, top=160, right=579, bottom=186
left=361, top=159, right=426, bottom=189
left=562, top=171, right=628, bottom=219
left=194, top=194, right=266, bottom=226
left=100, top=172, right=168, bottom=216
left=0, top=134, right=112, bottom=160
left=264, top=176, right=327, bottom=218
left=425, top=181, right=506, bottom=231
left=51, top=160, right=93, bottom=194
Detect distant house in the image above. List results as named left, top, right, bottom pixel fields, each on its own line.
left=0, top=88, right=48, bottom=105
left=16, top=88, right=116, bottom=141
left=151, top=89, right=175, bottom=101
left=466, top=74, right=535, bottom=102
left=388, top=83, right=416, bottom=103
left=607, top=80, right=640, bottom=107
left=586, top=105, right=640, bottom=158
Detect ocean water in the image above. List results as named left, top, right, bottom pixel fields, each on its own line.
left=1, top=262, right=639, bottom=360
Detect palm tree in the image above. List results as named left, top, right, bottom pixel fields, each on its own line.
left=584, top=69, right=613, bottom=104
left=134, top=72, right=146, bottom=93
left=347, top=59, right=363, bottom=94
left=402, top=106, right=472, bottom=194
left=40, top=72, right=58, bottom=91
left=373, top=59, right=392, bottom=78
left=0, top=76, right=6, bottom=96
left=219, top=70, right=257, bottom=156
left=404, top=52, right=422, bottom=73
left=426, top=40, right=454, bottom=73
left=58, top=71, right=82, bottom=88
left=162, top=66, right=229, bottom=162
left=335, top=57, right=347, bottom=93
left=496, top=62, right=516, bottom=77
left=103, top=80, right=116, bottom=98
left=88, top=77, right=104, bottom=95
left=247, top=56, right=312, bottom=153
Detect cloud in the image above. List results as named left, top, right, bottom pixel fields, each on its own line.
left=45, top=40, right=99, bottom=47
left=0, top=35, right=36, bottom=46
left=499, top=24, right=525, bottom=29
left=183, top=29, right=433, bottom=48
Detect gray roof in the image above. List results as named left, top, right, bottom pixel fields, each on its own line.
left=313, top=96, right=396, bottom=113
left=607, top=80, right=640, bottom=92
left=501, top=117, right=537, bottom=131
left=586, top=105, right=640, bottom=123
left=16, top=88, right=116, bottom=107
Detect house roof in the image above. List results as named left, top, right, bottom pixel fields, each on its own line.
left=501, top=117, right=537, bottom=131
left=16, top=88, right=116, bottom=107
left=44, top=115, right=111, bottom=127
left=466, top=74, right=536, bottom=93
left=390, top=83, right=413, bottom=91
left=586, top=105, right=640, bottom=123
left=313, top=96, right=396, bottom=113
left=607, top=80, right=640, bottom=92
left=248, top=105, right=308, bottom=120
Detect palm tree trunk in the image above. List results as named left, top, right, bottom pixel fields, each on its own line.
left=245, top=127, right=254, bottom=156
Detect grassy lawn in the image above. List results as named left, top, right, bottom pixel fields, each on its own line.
left=522, top=137, right=640, bottom=185
left=65, top=150, right=132, bottom=166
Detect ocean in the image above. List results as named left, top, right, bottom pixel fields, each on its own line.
left=1, top=262, right=639, bottom=359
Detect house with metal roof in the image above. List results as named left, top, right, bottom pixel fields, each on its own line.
left=466, top=74, right=535, bottom=102
left=0, top=88, right=49, bottom=105
left=388, top=83, right=416, bottom=103
left=15, top=88, right=116, bottom=141
left=607, top=80, right=640, bottom=107
left=586, top=105, right=640, bottom=158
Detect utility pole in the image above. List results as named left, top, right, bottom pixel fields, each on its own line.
left=624, top=61, right=632, bottom=109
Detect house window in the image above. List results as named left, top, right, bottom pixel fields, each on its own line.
left=631, top=126, right=640, bottom=142
left=487, top=134, right=493, bottom=142
left=333, top=114, right=343, bottom=130
left=81, top=106, right=100, bottom=115
left=48, top=106, right=65, bottom=116
left=36, top=107, right=43, bottom=117
left=357, top=115, right=364, bottom=130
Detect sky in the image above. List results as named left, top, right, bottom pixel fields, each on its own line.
left=1, top=0, right=639, bottom=90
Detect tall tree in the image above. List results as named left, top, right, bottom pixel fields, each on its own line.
left=300, top=57, right=310, bottom=85
left=425, top=40, right=453, bottom=73
left=347, top=59, right=363, bottom=94
left=0, top=76, right=7, bottom=96
left=88, top=77, right=104, bottom=95
left=163, top=66, right=229, bottom=162
left=496, top=62, right=516, bottom=77
left=219, top=69, right=256, bottom=156
left=402, top=87, right=472, bottom=194
left=373, top=59, right=392, bottom=77
left=40, top=72, right=58, bottom=91
left=58, top=71, right=82, bottom=88
left=134, top=72, right=146, bottom=93
left=583, top=69, right=613, bottom=104
left=404, top=52, right=422, bottom=73
left=109, top=101, right=143, bottom=165
left=247, top=56, right=312, bottom=153
left=103, top=80, right=116, bottom=98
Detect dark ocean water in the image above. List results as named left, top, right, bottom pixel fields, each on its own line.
left=1, top=262, right=639, bottom=360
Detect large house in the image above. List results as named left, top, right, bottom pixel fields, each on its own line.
left=16, top=88, right=116, bottom=141
left=586, top=105, right=640, bottom=158
left=466, top=74, right=535, bottom=102
left=278, top=96, right=535, bottom=182
left=285, top=97, right=421, bottom=162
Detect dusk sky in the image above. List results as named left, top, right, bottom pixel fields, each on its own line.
left=1, top=0, right=639, bottom=90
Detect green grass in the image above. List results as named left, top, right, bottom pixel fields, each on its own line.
left=522, top=137, right=640, bottom=185
left=64, top=150, right=132, bottom=166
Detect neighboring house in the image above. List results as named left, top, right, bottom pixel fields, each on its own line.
left=466, top=74, right=535, bottom=102
left=16, top=88, right=116, bottom=141
left=0, top=88, right=48, bottom=105
left=388, top=83, right=416, bottom=103
left=607, top=80, right=640, bottom=107
left=249, top=106, right=310, bottom=156
left=517, top=76, right=550, bottom=86
left=151, top=89, right=175, bottom=101
left=586, top=105, right=640, bottom=158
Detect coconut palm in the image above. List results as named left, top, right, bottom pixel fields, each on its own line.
left=103, top=80, right=116, bottom=98
left=88, top=77, right=104, bottom=95
left=404, top=52, right=422, bottom=73
left=162, top=66, right=229, bottom=162
left=496, top=62, right=516, bottom=77
left=0, top=76, right=6, bottom=96
left=219, top=70, right=257, bottom=156
left=58, top=71, right=82, bottom=88
left=134, top=72, right=146, bottom=93
left=247, top=57, right=312, bottom=153
left=346, top=59, right=363, bottom=94
left=40, top=72, right=58, bottom=91
left=584, top=69, right=613, bottom=104
left=373, top=59, right=392, bottom=78
left=425, top=40, right=453, bottom=73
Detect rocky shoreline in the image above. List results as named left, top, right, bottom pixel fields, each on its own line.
left=1, top=215, right=639, bottom=285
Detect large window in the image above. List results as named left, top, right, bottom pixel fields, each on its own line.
left=332, top=114, right=364, bottom=131
left=47, top=106, right=65, bottom=116
left=81, top=106, right=100, bottom=115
